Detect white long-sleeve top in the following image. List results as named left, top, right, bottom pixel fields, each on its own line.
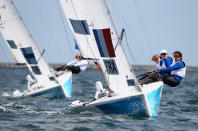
left=67, top=59, right=88, bottom=71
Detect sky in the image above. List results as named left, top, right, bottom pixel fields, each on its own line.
left=0, top=0, right=197, bottom=66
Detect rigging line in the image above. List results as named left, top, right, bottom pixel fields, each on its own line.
left=105, top=1, right=135, bottom=85
left=10, top=1, right=43, bottom=60
left=45, top=49, right=57, bottom=64
left=103, top=2, right=128, bottom=76
left=134, top=0, right=153, bottom=56
left=71, top=0, right=109, bottom=85
left=88, top=1, right=112, bottom=85
left=30, top=0, right=57, bottom=62
left=111, top=0, right=147, bottom=64
left=109, top=1, right=137, bottom=78
left=56, top=0, right=75, bottom=60
left=124, top=30, right=138, bottom=65
left=106, top=3, right=138, bottom=85
left=111, top=0, right=127, bottom=28
left=70, top=0, right=111, bottom=85
left=124, top=31, right=139, bottom=85
left=10, top=0, right=54, bottom=74
left=70, top=0, right=97, bottom=60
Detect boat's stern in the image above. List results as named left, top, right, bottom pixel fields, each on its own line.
left=141, top=81, right=164, bottom=116
left=56, top=71, right=72, bottom=97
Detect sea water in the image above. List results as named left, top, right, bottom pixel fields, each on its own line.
left=0, top=68, right=198, bottom=131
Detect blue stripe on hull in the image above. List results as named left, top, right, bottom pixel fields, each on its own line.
left=63, top=77, right=72, bottom=97
left=96, top=95, right=147, bottom=115
left=30, top=86, right=65, bottom=98
left=146, top=86, right=163, bottom=116
left=30, top=76, right=72, bottom=98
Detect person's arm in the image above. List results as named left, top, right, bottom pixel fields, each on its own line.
left=67, top=60, right=76, bottom=66
left=159, top=61, right=184, bottom=73
left=160, top=60, right=163, bottom=66
left=164, top=57, right=173, bottom=68
left=76, top=60, right=88, bottom=71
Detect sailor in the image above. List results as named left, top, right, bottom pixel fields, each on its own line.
left=158, top=51, right=186, bottom=87
left=139, top=49, right=173, bottom=84
left=152, top=54, right=163, bottom=70
left=26, top=75, right=35, bottom=90
left=159, top=49, right=173, bottom=73
left=56, top=54, right=88, bottom=74
left=94, top=81, right=105, bottom=99
left=139, top=55, right=162, bottom=84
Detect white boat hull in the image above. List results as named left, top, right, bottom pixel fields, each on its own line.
left=70, top=81, right=163, bottom=116
left=14, top=71, right=72, bottom=98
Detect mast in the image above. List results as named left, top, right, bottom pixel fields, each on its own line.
left=0, top=0, right=57, bottom=86
left=60, top=0, right=140, bottom=94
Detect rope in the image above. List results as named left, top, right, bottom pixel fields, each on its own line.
left=109, top=1, right=141, bottom=88
left=123, top=30, right=139, bottom=87
left=10, top=0, right=53, bottom=73
left=124, top=30, right=138, bottom=65
left=134, top=0, right=153, bottom=56
left=69, top=0, right=113, bottom=85
left=44, top=49, right=56, bottom=63
left=111, top=0, right=148, bottom=62
left=30, top=0, right=63, bottom=62
left=109, top=1, right=138, bottom=73
left=70, top=0, right=97, bottom=61
left=56, top=0, right=75, bottom=60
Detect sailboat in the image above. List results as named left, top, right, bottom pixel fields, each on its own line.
left=0, top=0, right=72, bottom=98
left=59, top=0, right=163, bottom=116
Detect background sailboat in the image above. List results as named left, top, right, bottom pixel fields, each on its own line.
left=0, top=0, right=72, bottom=98
left=60, top=0, right=163, bottom=116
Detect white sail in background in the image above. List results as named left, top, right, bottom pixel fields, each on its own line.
left=60, top=0, right=139, bottom=94
left=0, top=0, right=57, bottom=87
left=0, top=1, right=25, bottom=63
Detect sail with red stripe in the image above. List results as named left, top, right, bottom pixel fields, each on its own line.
left=93, top=28, right=115, bottom=57
left=60, top=0, right=139, bottom=94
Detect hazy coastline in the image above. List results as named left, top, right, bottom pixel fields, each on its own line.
left=0, top=63, right=197, bottom=72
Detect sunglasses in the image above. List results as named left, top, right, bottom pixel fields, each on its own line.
left=160, top=53, right=167, bottom=56
left=154, top=57, right=158, bottom=61
left=174, top=55, right=180, bottom=57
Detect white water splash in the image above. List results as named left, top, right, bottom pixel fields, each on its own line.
left=0, top=106, right=8, bottom=112
left=13, top=90, right=23, bottom=97
left=1, top=92, right=11, bottom=97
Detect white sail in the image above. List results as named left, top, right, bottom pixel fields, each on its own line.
left=0, top=0, right=57, bottom=87
left=60, top=0, right=139, bottom=94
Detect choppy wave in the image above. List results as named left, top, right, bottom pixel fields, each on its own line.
left=0, top=68, right=198, bottom=130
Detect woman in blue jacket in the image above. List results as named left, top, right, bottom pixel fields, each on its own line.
left=158, top=51, right=186, bottom=87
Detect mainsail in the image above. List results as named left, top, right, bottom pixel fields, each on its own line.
left=60, top=0, right=140, bottom=94
left=0, top=0, right=57, bottom=87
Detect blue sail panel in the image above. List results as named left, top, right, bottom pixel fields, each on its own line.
left=70, top=19, right=90, bottom=35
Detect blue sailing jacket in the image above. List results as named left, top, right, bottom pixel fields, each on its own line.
left=159, top=60, right=185, bottom=84
left=159, top=56, right=173, bottom=75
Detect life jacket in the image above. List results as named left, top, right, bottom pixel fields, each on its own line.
left=156, top=57, right=170, bottom=70
left=156, top=62, right=163, bottom=70
left=171, top=61, right=186, bottom=78
left=160, top=61, right=166, bottom=69
left=160, top=56, right=173, bottom=68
